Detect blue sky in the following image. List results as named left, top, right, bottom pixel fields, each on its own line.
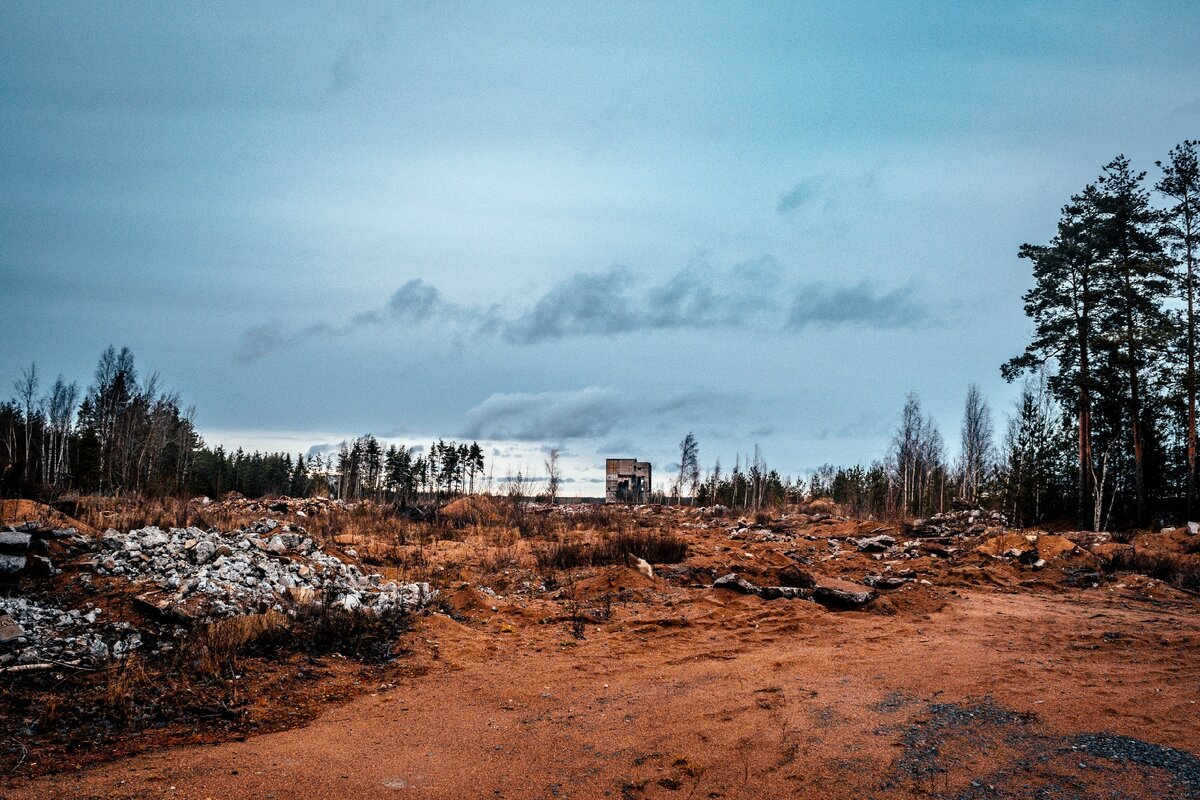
left=3, top=2, right=1199, bottom=491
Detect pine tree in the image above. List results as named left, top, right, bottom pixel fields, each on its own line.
left=1093, top=155, right=1172, bottom=524
left=1157, top=141, right=1200, bottom=517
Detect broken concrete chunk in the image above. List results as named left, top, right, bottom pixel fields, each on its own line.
left=713, top=573, right=759, bottom=594
left=0, top=554, right=27, bottom=576
left=191, top=540, right=217, bottom=564
left=812, top=577, right=875, bottom=609
left=0, top=531, right=32, bottom=553
left=856, top=535, right=896, bottom=553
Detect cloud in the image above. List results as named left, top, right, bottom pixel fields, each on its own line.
left=502, top=257, right=786, bottom=344
left=461, top=386, right=727, bottom=442
left=461, top=387, right=628, bottom=441
left=776, top=177, right=824, bottom=214
left=788, top=281, right=928, bottom=330
left=237, top=323, right=289, bottom=363
left=502, top=268, right=640, bottom=344
left=237, top=258, right=929, bottom=361
left=235, top=279, right=461, bottom=362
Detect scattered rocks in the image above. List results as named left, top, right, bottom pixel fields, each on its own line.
left=908, top=508, right=1006, bottom=537
left=0, top=596, right=139, bottom=667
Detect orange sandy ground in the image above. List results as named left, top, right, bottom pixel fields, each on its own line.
left=3, top=504, right=1199, bottom=799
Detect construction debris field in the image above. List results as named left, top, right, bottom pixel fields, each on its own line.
left=2, top=496, right=1200, bottom=800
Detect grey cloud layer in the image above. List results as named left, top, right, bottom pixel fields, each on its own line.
left=776, top=177, right=825, bottom=214
left=460, top=387, right=717, bottom=442
left=238, top=261, right=931, bottom=361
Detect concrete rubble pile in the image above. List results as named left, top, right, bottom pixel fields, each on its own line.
left=906, top=508, right=1007, bottom=537
left=88, top=518, right=435, bottom=622
left=191, top=494, right=353, bottom=518
left=0, top=596, right=140, bottom=668
left=0, top=518, right=436, bottom=669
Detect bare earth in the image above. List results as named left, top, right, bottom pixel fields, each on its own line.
left=8, top=583, right=1199, bottom=799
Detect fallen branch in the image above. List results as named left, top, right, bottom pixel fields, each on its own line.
left=0, top=659, right=87, bottom=675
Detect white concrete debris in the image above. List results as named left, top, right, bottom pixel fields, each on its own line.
left=0, top=596, right=139, bottom=667
left=90, top=519, right=436, bottom=622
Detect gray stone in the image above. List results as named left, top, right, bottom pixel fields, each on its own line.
left=23, top=554, right=54, bottom=577
left=0, top=554, right=27, bottom=575
left=863, top=574, right=910, bottom=590
left=856, top=535, right=896, bottom=553
left=812, top=577, right=875, bottom=609
left=777, top=564, right=816, bottom=589
left=758, top=586, right=809, bottom=601
left=0, top=530, right=32, bottom=553
left=713, top=573, right=759, bottom=594
left=192, top=540, right=217, bottom=564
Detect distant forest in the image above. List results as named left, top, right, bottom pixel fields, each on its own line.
left=0, top=345, right=484, bottom=505
left=2, top=141, right=1197, bottom=532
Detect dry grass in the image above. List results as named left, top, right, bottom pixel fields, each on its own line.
left=534, top=529, right=688, bottom=571
left=182, top=612, right=292, bottom=681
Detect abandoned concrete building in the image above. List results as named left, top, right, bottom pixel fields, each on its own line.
left=605, top=458, right=652, bottom=504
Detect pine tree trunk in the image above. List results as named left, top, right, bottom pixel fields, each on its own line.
left=1187, top=203, right=1197, bottom=521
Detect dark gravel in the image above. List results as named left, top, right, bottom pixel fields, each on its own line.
left=882, top=699, right=1200, bottom=800
left=1075, top=733, right=1200, bottom=791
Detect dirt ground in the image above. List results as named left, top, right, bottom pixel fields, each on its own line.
left=4, top=502, right=1200, bottom=799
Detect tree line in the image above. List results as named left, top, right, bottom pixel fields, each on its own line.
left=794, top=142, right=1198, bottom=530
left=1, top=347, right=486, bottom=504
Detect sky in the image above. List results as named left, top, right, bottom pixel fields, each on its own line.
left=3, top=1, right=1199, bottom=493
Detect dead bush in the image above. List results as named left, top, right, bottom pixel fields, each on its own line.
left=104, top=654, right=152, bottom=726
left=608, top=530, right=688, bottom=564
left=1178, top=560, right=1200, bottom=593
left=182, top=612, right=292, bottom=681
left=288, top=600, right=412, bottom=663
left=1105, top=548, right=1179, bottom=582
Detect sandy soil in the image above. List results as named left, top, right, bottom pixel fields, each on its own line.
left=7, top=580, right=1199, bottom=799
left=5, top=502, right=1200, bottom=799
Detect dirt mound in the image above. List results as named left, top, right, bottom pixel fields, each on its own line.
left=440, top=495, right=503, bottom=525
left=0, top=500, right=97, bottom=536
left=976, top=531, right=1036, bottom=557
left=1035, top=533, right=1081, bottom=560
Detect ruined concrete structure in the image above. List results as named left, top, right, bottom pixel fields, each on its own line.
left=605, top=458, right=652, bottom=504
